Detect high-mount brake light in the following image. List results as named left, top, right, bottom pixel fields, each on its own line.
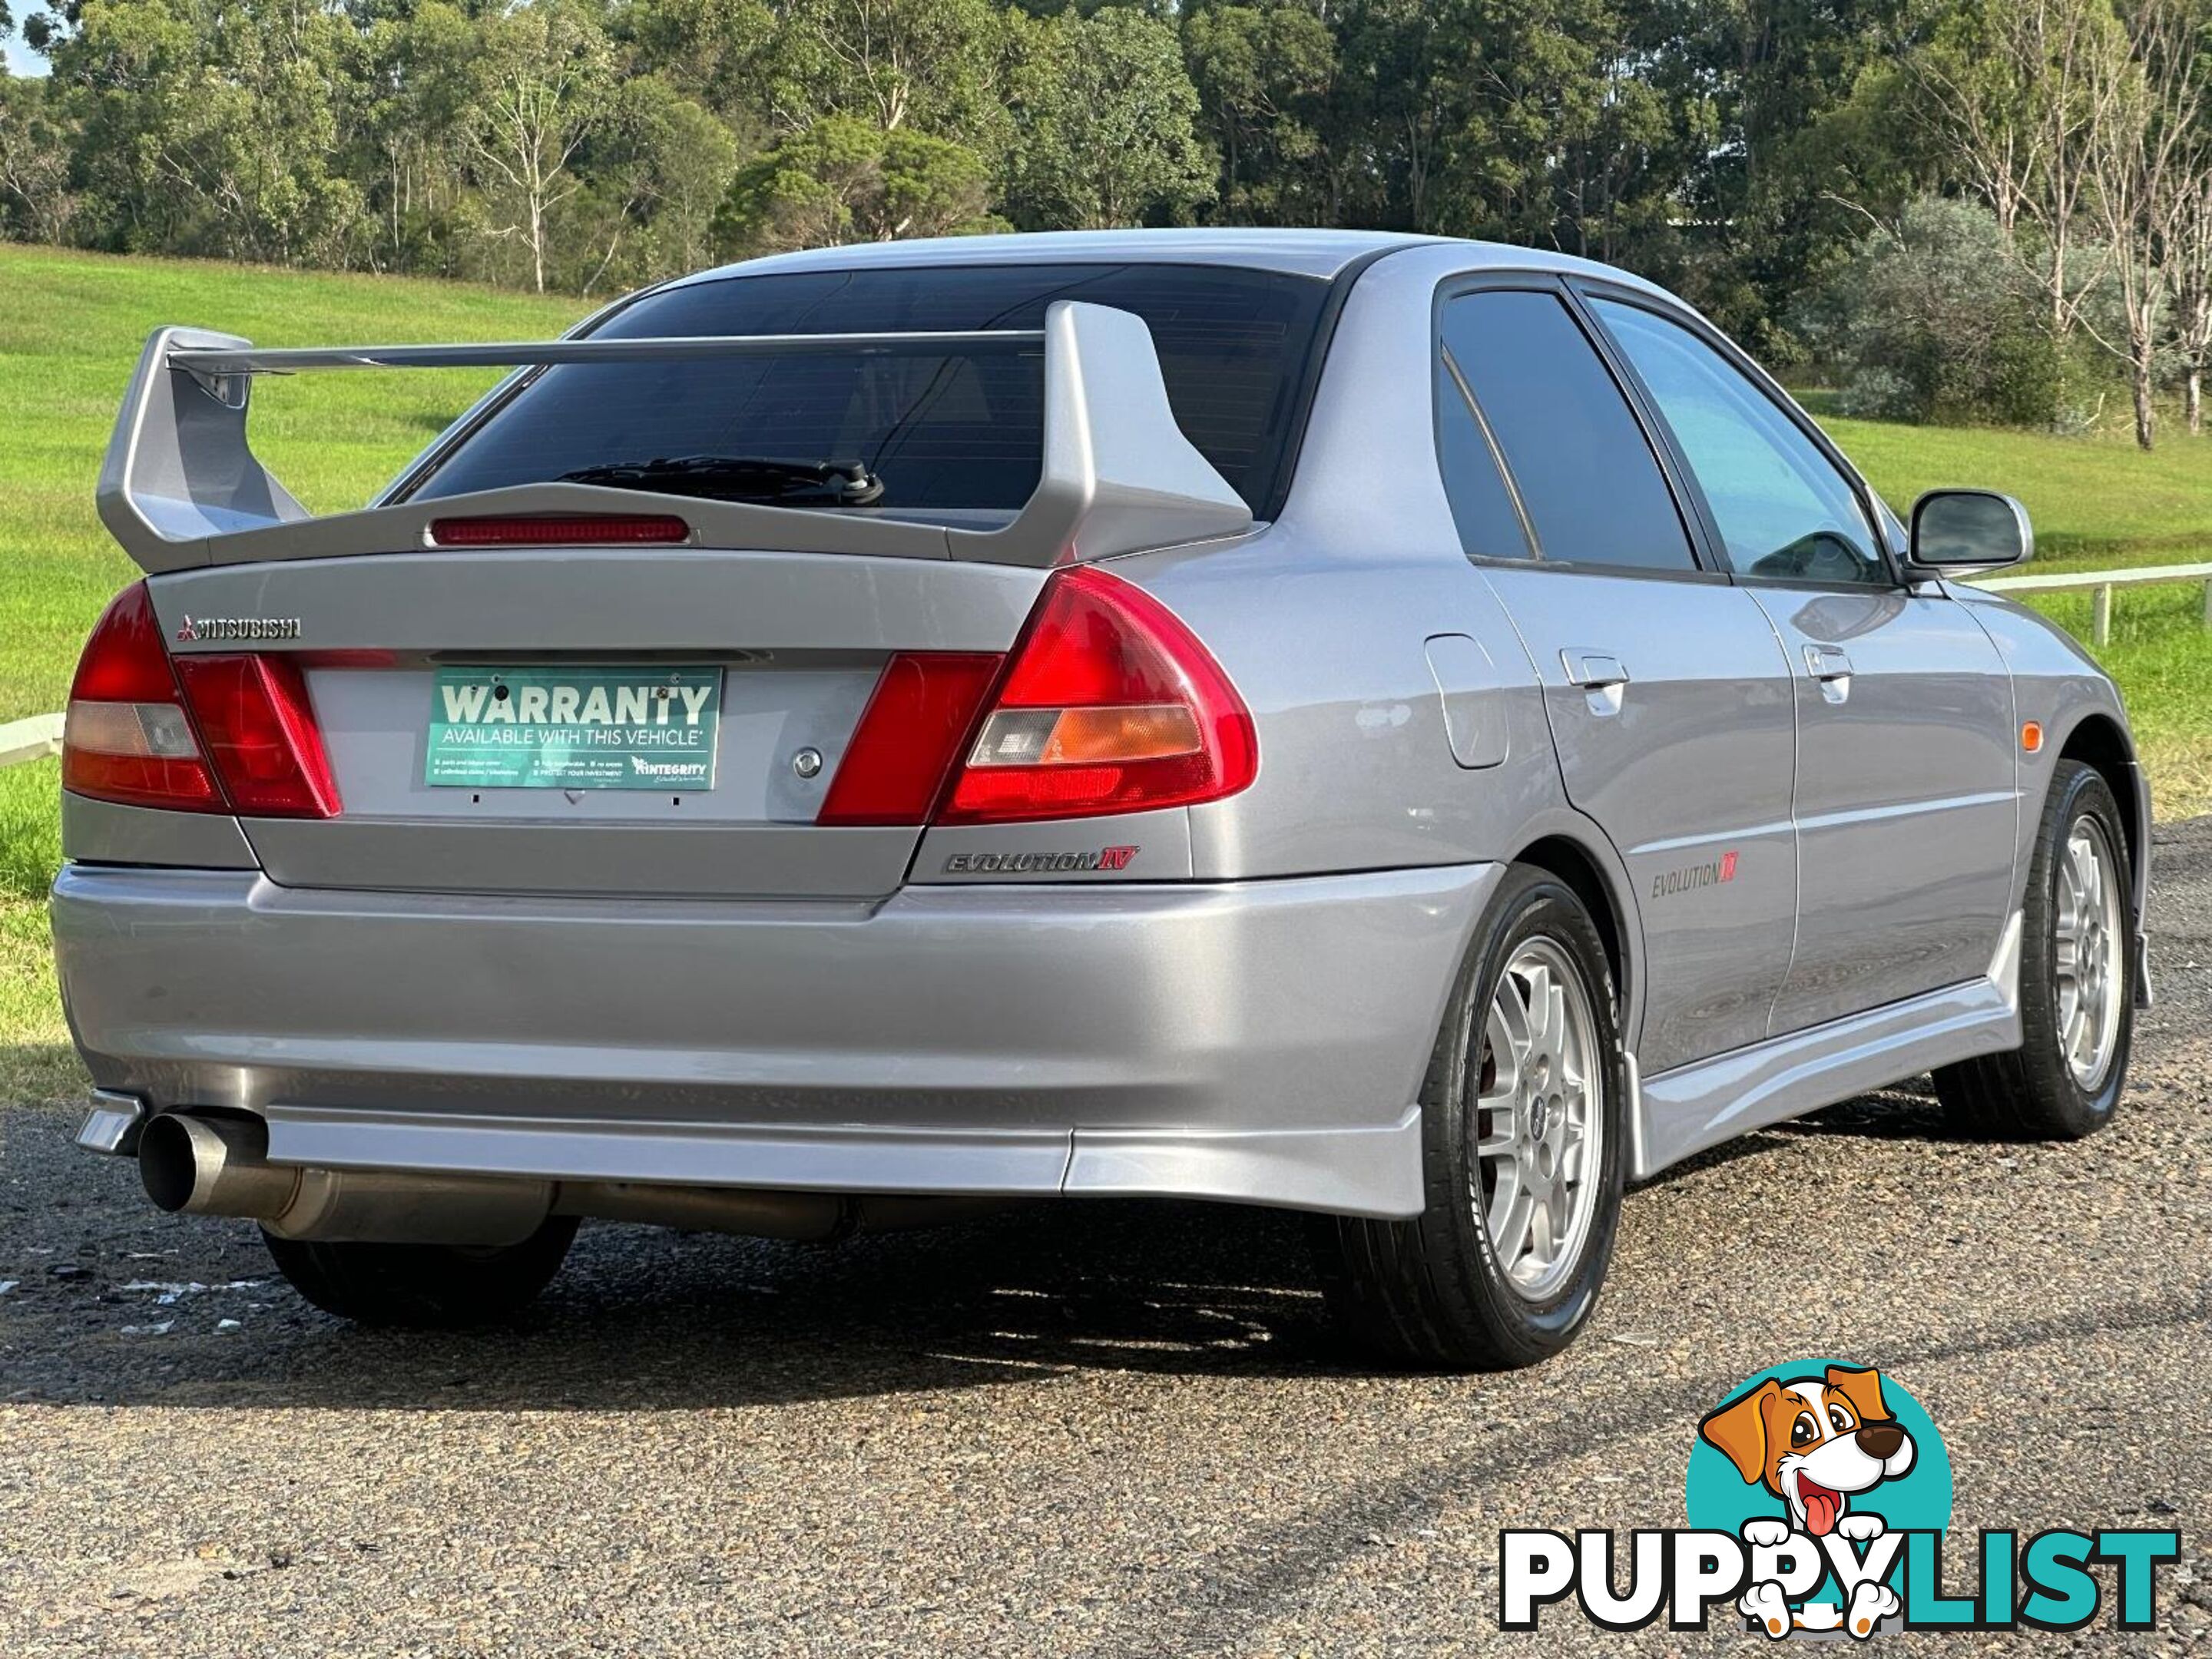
left=816, top=567, right=1257, bottom=830
left=429, top=515, right=690, bottom=547
left=61, top=581, right=341, bottom=819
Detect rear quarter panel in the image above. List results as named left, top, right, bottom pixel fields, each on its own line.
left=1101, top=243, right=1651, bottom=1048
left=1124, top=531, right=1565, bottom=882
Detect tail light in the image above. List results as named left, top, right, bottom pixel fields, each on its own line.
left=816, top=566, right=1256, bottom=827
left=63, top=582, right=340, bottom=818
left=815, top=654, right=1003, bottom=826
left=61, top=585, right=220, bottom=811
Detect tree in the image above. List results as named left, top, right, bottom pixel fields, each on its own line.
left=1003, top=5, right=1214, bottom=229
left=46, top=0, right=364, bottom=264
left=1183, top=0, right=1336, bottom=224
left=1325, top=0, right=1450, bottom=227
left=1422, top=0, right=1623, bottom=245
left=712, top=109, right=991, bottom=254
left=465, top=0, right=613, bottom=293
left=2084, top=0, right=2207, bottom=448
left=762, top=0, right=1010, bottom=150
left=564, top=75, right=740, bottom=289
left=0, top=75, right=78, bottom=245
left=1900, top=0, right=2137, bottom=340
left=614, top=0, right=777, bottom=130
left=350, top=1, right=481, bottom=276
left=1800, top=194, right=2066, bottom=425
left=2171, top=171, right=2212, bottom=432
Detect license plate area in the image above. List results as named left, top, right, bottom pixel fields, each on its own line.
left=426, top=666, right=722, bottom=792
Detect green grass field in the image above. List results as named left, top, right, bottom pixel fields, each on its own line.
left=0, top=247, right=584, bottom=1092
left=1, top=243, right=2208, bottom=1088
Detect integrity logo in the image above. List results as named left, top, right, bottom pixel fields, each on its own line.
left=628, top=755, right=709, bottom=780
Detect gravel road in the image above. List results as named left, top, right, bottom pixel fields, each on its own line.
left=5, top=824, right=2210, bottom=1657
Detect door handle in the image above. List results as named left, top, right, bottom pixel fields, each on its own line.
left=1561, top=649, right=1628, bottom=716
left=1804, top=644, right=1853, bottom=703
left=1562, top=649, right=1629, bottom=690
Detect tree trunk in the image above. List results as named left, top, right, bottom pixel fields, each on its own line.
left=2131, top=342, right=2157, bottom=450
left=2189, top=367, right=2204, bottom=436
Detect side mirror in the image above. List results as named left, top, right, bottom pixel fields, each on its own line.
left=1907, top=489, right=2032, bottom=573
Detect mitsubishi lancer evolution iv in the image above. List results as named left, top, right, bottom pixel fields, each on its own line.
left=56, top=230, right=2146, bottom=1368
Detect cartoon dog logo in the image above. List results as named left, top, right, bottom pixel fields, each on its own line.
left=1700, top=1364, right=1917, bottom=1637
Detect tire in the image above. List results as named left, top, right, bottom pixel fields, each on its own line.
left=1316, top=863, right=1627, bottom=1370
left=262, top=1217, right=580, bottom=1329
left=1933, top=759, right=2134, bottom=1140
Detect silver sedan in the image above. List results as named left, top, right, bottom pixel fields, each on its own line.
left=55, top=229, right=2146, bottom=1367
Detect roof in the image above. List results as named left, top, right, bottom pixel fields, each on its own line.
left=665, top=228, right=1675, bottom=300
left=666, top=228, right=1448, bottom=286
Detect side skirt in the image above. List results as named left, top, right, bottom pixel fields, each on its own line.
left=1631, top=913, right=2024, bottom=1180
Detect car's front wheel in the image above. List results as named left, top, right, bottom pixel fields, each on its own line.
left=1316, top=863, right=1626, bottom=1370
left=262, top=1217, right=580, bottom=1329
left=1933, top=758, right=2134, bottom=1139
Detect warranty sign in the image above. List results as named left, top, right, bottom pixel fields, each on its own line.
left=425, top=666, right=721, bottom=791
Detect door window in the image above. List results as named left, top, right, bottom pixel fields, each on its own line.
left=1438, top=290, right=1697, bottom=573
left=1434, top=345, right=1534, bottom=560
left=1591, top=299, right=1888, bottom=586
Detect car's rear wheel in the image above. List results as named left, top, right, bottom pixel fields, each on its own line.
left=262, top=1217, right=579, bottom=1329
left=1933, top=759, right=2134, bottom=1140
left=1316, top=863, right=1626, bottom=1370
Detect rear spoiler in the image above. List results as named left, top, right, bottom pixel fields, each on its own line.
left=97, top=301, right=1253, bottom=574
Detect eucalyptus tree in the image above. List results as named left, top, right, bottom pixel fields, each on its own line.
left=463, top=0, right=614, bottom=292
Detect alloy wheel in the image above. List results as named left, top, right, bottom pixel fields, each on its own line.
left=2054, top=813, right=2125, bottom=1091
left=1472, top=936, right=1604, bottom=1300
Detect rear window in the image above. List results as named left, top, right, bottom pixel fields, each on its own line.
left=408, top=263, right=1332, bottom=518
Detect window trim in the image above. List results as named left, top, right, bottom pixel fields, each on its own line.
left=1429, top=273, right=1730, bottom=585
left=1436, top=339, right=1541, bottom=560
left=1567, top=280, right=1906, bottom=593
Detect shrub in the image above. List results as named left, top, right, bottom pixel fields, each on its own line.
left=1799, top=195, right=2066, bottom=428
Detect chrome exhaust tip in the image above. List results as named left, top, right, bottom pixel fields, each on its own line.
left=138, top=1111, right=298, bottom=1217
left=137, top=1111, right=548, bottom=1245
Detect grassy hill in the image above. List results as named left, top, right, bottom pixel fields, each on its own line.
left=1814, top=410, right=2212, bottom=577
left=0, top=247, right=585, bottom=1088
left=1, top=246, right=588, bottom=723
left=0, top=243, right=2207, bottom=1084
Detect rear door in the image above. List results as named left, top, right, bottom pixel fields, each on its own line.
left=1435, top=283, right=1799, bottom=1075
left=1584, top=293, right=2015, bottom=1029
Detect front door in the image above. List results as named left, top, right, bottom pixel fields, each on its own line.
left=1750, top=587, right=2015, bottom=1027
left=1584, top=294, right=2017, bottom=1033
left=1435, top=285, right=1800, bottom=1075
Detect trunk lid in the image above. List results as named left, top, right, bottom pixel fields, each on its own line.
left=144, top=550, right=1047, bottom=899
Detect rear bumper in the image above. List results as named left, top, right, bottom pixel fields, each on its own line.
left=53, top=862, right=1498, bottom=1218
